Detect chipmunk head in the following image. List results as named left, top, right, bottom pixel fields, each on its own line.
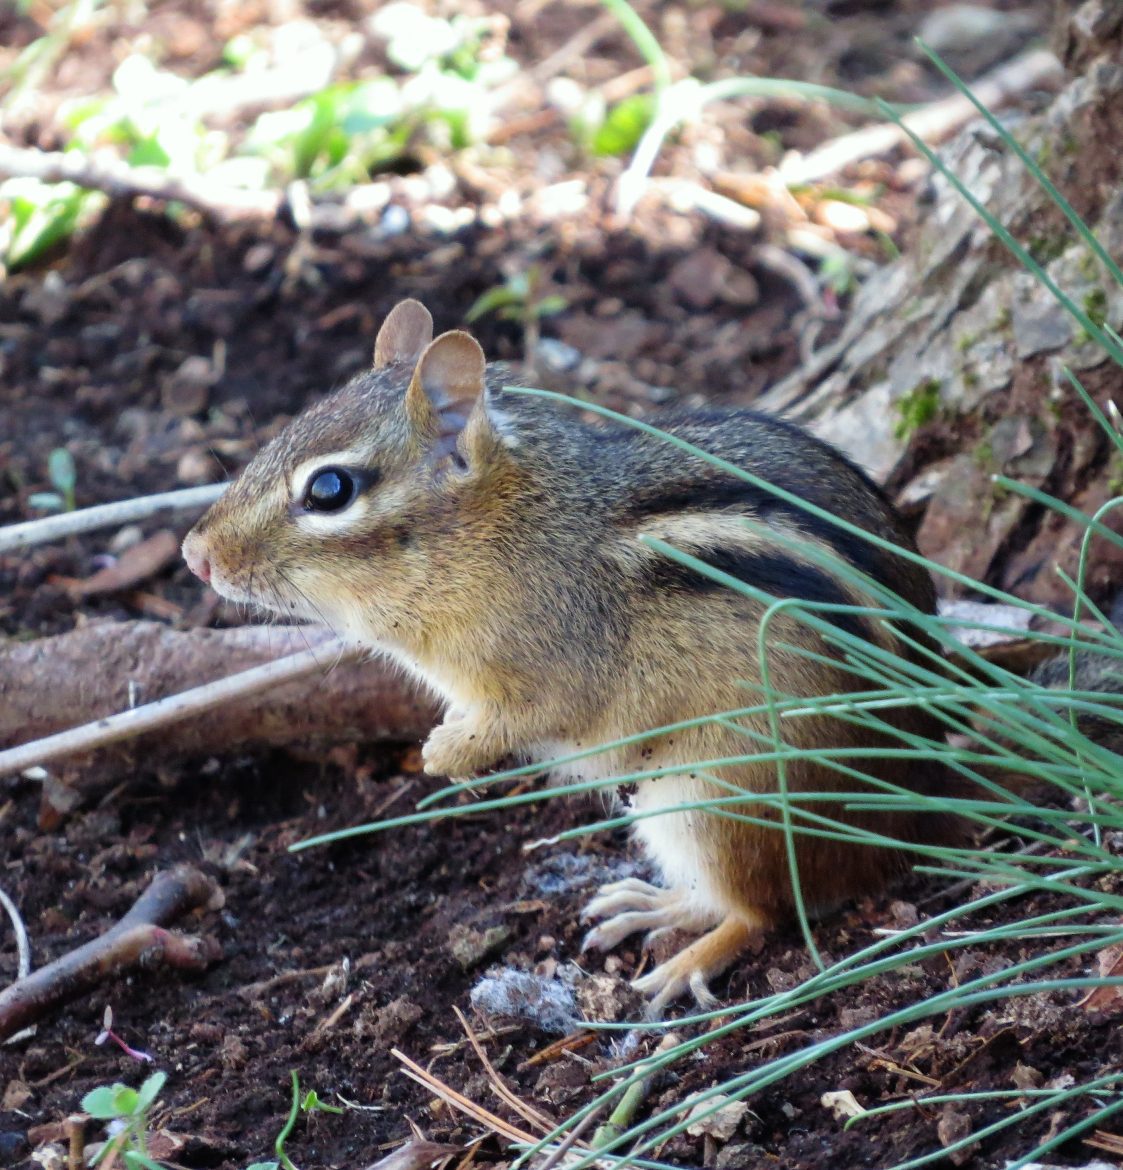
left=183, top=299, right=520, bottom=652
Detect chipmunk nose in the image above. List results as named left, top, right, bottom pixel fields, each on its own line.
left=182, top=533, right=212, bottom=583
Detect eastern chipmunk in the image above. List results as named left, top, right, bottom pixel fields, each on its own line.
left=183, top=299, right=962, bottom=1015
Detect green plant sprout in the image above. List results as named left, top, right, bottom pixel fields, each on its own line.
left=82, top=1070, right=167, bottom=1169
left=466, top=265, right=568, bottom=359
left=81, top=1070, right=342, bottom=1170
left=0, top=8, right=516, bottom=266
left=269, top=1070, right=344, bottom=1170
left=27, top=448, right=78, bottom=513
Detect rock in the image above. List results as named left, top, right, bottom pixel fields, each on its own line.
left=534, top=337, right=582, bottom=374
left=668, top=247, right=759, bottom=310
left=162, top=355, right=217, bottom=416
left=574, top=972, right=638, bottom=1022
left=810, top=381, right=901, bottom=483
left=1011, top=273, right=1074, bottom=358
left=685, top=1095, right=749, bottom=1140
left=447, top=922, right=512, bottom=970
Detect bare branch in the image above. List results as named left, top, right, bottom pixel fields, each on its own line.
left=0, top=866, right=222, bottom=1042
left=0, top=622, right=439, bottom=800
left=779, top=48, right=1062, bottom=185
left=0, top=485, right=225, bottom=554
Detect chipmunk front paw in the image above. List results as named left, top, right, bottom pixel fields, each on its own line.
left=422, top=714, right=504, bottom=777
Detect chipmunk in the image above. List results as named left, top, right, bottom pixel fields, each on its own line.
left=183, top=298, right=964, bottom=1016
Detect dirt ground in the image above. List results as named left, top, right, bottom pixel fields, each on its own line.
left=5, top=1, right=1123, bottom=1168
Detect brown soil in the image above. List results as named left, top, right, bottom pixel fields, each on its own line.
left=4, top=2, right=1121, bottom=1169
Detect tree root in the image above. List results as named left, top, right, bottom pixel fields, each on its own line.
left=0, top=621, right=439, bottom=818
left=0, top=865, right=223, bottom=1042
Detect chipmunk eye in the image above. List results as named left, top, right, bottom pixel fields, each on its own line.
left=304, top=467, right=357, bottom=512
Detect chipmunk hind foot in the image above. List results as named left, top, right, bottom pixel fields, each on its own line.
left=634, top=912, right=768, bottom=1019
left=581, top=879, right=768, bottom=1015
left=580, top=879, right=715, bottom=953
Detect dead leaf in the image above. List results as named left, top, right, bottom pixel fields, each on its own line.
left=937, top=1105, right=975, bottom=1166
left=69, top=530, right=180, bottom=598
left=2, top=1078, right=32, bottom=1110
left=1075, top=941, right=1123, bottom=1013
left=361, top=1138, right=462, bottom=1170
left=1012, top=1061, right=1044, bottom=1090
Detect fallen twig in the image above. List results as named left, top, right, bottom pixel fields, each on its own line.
left=0, top=484, right=225, bottom=555
left=0, top=865, right=222, bottom=1042
left=391, top=1048, right=538, bottom=1147
left=0, top=637, right=358, bottom=778
left=455, top=1005, right=556, bottom=1135
left=779, top=47, right=1062, bottom=185
left=0, top=144, right=387, bottom=232
left=0, top=143, right=288, bottom=221
left=0, top=882, right=34, bottom=1044
left=0, top=622, right=439, bottom=803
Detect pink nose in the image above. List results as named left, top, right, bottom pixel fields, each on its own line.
left=182, top=535, right=212, bottom=584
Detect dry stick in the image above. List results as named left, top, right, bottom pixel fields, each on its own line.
left=0, top=638, right=360, bottom=779
left=391, top=1048, right=539, bottom=1147
left=0, top=484, right=226, bottom=555
left=779, top=47, right=1063, bottom=185
left=0, top=143, right=286, bottom=222
left=454, top=1006, right=557, bottom=1135
left=0, top=146, right=370, bottom=232
left=0, top=865, right=222, bottom=1042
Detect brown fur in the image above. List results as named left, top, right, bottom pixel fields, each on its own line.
left=183, top=299, right=963, bottom=1015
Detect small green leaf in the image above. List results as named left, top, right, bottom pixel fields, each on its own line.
left=465, top=285, right=523, bottom=322
left=246, top=1162, right=280, bottom=1170
left=300, top=1090, right=343, bottom=1115
left=2, top=183, right=95, bottom=270
left=592, top=94, right=654, bottom=157
left=533, top=295, right=568, bottom=319
left=81, top=1085, right=125, bottom=1119
left=47, top=447, right=77, bottom=509
left=135, top=1071, right=167, bottom=1112
left=47, top=448, right=76, bottom=494
left=127, top=136, right=171, bottom=168
left=112, top=1086, right=141, bottom=1116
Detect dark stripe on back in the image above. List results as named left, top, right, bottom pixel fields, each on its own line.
left=624, top=474, right=928, bottom=611
left=648, top=545, right=873, bottom=646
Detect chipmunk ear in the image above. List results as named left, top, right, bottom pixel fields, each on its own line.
left=373, top=299, right=434, bottom=368
left=405, top=331, right=503, bottom=463
left=405, top=330, right=484, bottom=428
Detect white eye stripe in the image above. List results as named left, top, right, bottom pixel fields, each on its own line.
left=290, top=449, right=370, bottom=505
left=294, top=495, right=373, bottom=534
left=293, top=480, right=414, bottom=535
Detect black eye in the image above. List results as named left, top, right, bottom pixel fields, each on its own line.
left=304, top=467, right=357, bottom=512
